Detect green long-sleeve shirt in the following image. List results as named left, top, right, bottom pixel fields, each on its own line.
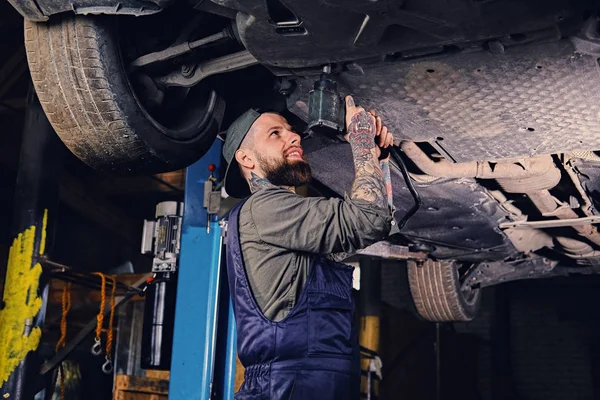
left=238, top=186, right=393, bottom=321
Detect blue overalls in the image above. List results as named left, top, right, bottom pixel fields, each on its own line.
left=226, top=199, right=360, bottom=400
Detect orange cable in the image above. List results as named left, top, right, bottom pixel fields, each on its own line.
left=106, top=275, right=117, bottom=358
left=92, top=272, right=106, bottom=342
left=55, top=282, right=71, bottom=400
left=55, top=282, right=72, bottom=350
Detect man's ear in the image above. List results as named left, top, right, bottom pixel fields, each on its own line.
left=235, top=149, right=255, bottom=170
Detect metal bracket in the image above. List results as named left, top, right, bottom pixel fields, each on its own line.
left=130, top=30, right=231, bottom=70
left=159, top=51, right=259, bottom=88
left=462, top=257, right=558, bottom=288
left=202, top=169, right=222, bottom=233
left=141, top=201, right=183, bottom=272
left=499, top=215, right=600, bottom=229
left=43, top=257, right=140, bottom=294
left=462, top=256, right=600, bottom=288
left=570, top=16, right=600, bottom=56
left=219, top=220, right=228, bottom=238
left=356, top=241, right=427, bottom=261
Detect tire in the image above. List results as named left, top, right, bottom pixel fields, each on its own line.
left=407, top=260, right=481, bottom=322
left=24, top=14, right=225, bottom=174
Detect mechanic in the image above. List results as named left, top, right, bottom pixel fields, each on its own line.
left=222, top=95, right=394, bottom=399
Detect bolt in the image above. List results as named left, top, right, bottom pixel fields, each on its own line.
left=346, top=62, right=364, bottom=75
left=181, top=64, right=194, bottom=78
left=487, top=40, right=505, bottom=54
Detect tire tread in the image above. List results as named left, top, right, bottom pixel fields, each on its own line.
left=408, top=260, right=481, bottom=322
left=24, top=15, right=223, bottom=173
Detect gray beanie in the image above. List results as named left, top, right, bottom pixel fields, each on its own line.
left=222, top=109, right=262, bottom=198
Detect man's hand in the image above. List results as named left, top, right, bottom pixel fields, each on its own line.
left=343, top=95, right=389, bottom=209
left=369, top=109, right=393, bottom=161
left=343, top=95, right=393, bottom=160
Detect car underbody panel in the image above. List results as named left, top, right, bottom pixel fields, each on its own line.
left=230, top=0, right=594, bottom=68
left=305, top=137, right=517, bottom=263
left=289, top=38, right=600, bottom=163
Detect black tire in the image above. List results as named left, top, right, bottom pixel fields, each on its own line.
left=24, top=14, right=225, bottom=174
left=407, top=260, right=481, bottom=322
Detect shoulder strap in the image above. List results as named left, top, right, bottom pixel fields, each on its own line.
left=224, top=196, right=261, bottom=312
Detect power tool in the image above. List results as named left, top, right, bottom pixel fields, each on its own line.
left=307, top=65, right=346, bottom=140
left=307, top=65, right=390, bottom=159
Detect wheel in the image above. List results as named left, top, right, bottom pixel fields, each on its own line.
left=24, top=13, right=225, bottom=174
left=407, top=260, right=481, bottom=322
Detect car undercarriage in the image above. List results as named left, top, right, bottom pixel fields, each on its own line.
left=7, top=0, right=600, bottom=321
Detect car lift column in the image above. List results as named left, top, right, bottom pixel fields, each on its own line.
left=169, top=140, right=237, bottom=400
left=359, top=257, right=382, bottom=400
left=0, top=88, right=62, bottom=399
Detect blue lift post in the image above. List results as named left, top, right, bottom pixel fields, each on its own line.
left=169, top=139, right=237, bottom=400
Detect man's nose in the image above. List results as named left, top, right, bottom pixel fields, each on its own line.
left=288, top=130, right=301, bottom=145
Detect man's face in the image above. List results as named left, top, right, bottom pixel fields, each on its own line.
left=250, top=113, right=311, bottom=187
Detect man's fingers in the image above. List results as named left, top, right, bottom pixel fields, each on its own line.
left=376, top=116, right=382, bottom=136
left=383, top=129, right=391, bottom=148
left=385, top=126, right=394, bottom=147
left=379, top=126, right=388, bottom=146
left=377, top=126, right=393, bottom=148
left=386, top=130, right=394, bottom=147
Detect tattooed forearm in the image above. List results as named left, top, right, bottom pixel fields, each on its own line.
left=350, top=168, right=386, bottom=207
left=248, top=172, right=275, bottom=193
left=348, top=112, right=377, bottom=169
left=347, top=111, right=388, bottom=209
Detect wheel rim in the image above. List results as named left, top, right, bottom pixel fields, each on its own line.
left=460, top=284, right=480, bottom=306
left=458, top=262, right=481, bottom=306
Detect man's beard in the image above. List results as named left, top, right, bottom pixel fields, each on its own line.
left=257, top=153, right=312, bottom=187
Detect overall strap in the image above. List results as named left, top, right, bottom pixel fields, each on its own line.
left=225, top=197, right=260, bottom=312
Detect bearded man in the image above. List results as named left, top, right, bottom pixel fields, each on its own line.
left=222, top=95, right=394, bottom=399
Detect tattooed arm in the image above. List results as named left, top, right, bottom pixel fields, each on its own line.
left=241, top=98, right=393, bottom=257
left=328, top=99, right=395, bottom=262
left=343, top=96, right=393, bottom=209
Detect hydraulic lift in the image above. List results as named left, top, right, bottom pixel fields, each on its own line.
left=0, top=88, right=237, bottom=399
left=167, top=139, right=238, bottom=400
